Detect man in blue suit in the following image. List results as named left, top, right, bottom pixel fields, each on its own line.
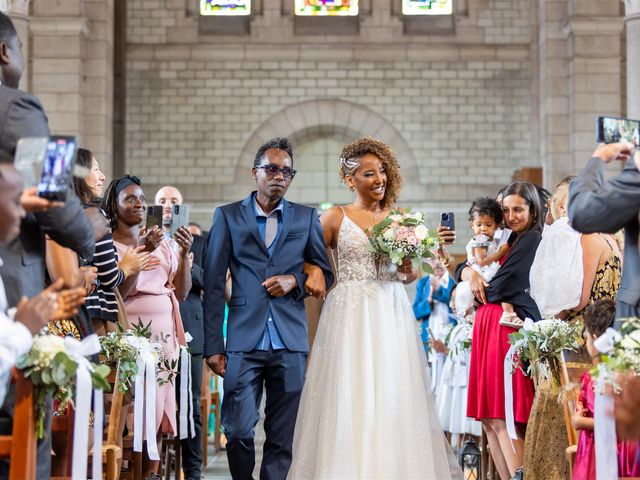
left=203, top=137, right=334, bottom=479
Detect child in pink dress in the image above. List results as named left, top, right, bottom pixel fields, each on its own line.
left=572, top=299, right=640, bottom=479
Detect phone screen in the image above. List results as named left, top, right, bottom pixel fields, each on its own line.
left=37, top=136, right=77, bottom=200
left=598, top=116, right=640, bottom=146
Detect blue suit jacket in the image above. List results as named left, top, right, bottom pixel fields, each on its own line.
left=203, top=193, right=334, bottom=356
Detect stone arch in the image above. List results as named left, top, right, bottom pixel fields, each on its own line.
left=233, top=99, right=420, bottom=197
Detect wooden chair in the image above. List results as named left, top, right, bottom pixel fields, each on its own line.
left=559, top=347, right=592, bottom=480
left=0, top=369, right=37, bottom=480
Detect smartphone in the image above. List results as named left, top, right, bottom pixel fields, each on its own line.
left=596, top=116, right=640, bottom=146
left=170, top=204, right=190, bottom=236
left=146, top=205, right=164, bottom=230
left=14, top=137, right=49, bottom=189
left=37, top=136, right=77, bottom=201
left=440, top=212, right=455, bottom=231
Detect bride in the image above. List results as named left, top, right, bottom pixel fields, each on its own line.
left=289, top=138, right=463, bottom=479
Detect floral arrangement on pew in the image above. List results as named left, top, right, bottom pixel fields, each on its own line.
left=99, top=319, right=178, bottom=393
left=366, top=209, right=440, bottom=273
left=16, top=333, right=110, bottom=438
left=508, top=317, right=583, bottom=384
left=591, top=317, right=640, bottom=393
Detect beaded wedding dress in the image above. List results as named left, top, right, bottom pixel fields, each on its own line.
left=289, top=212, right=462, bottom=479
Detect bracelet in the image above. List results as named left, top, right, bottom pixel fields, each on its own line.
left=441, top=251, right=452, bottom=268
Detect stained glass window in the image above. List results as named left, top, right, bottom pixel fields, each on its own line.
left=402, top=0, right=452, bottom=15
left=294, top=0, right=358, bottom=16
left=200, top=0, right=251, bottom=16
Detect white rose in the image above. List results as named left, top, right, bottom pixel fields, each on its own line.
left=413, top=212, right=423, bottom=222
left=383, top=228, right=395, bottom=240
left=414, top=224, right=428, bottom=240
left=389, top=214, right=402, bottom=222
left=34, top=335, right=65, bottom=355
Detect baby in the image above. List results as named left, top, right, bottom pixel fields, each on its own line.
left=455, top=197, right=516, bottom=326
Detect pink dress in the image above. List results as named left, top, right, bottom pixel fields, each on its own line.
left=573, top=372, right=640, bottom=479
left=114, top=239, right=186, bottom=435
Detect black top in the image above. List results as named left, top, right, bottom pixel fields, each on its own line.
left=455, top=230, right=542, bottom=320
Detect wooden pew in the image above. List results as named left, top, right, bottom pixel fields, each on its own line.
left=0, top=369, right=37, bottom=480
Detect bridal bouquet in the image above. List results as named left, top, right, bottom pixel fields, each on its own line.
left=16, top=333, right=111, bottom=438
left=508, top=317, right=582, bottom=381
left=366, top=209, right=439, bottom=273
left=100, top=319, right=178, bottom=393
left=591, top=317, right=640, bottom=392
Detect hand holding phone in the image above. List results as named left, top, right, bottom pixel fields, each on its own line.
left=438, top=212, right=456, bottom=245
left=597, top=116, right=640, bottom=146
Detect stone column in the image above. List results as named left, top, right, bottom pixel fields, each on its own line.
left=625, top=0, right=640, bottom=118
left=0, top=0, right=31, bottom=91
left=564, top=0, right=624, bottom=173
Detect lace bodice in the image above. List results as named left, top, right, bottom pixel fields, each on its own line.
left=332, top=213, right=398, bottom=282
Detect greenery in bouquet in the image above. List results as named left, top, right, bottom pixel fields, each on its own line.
left=591, top=317, right=640, bottom=392
left=16, top=333, right=110, bottom=438
left=366, top=209, right=439, bottom=273
left=508, top=317, right=582, bottom=381
left=100, top=319, right=178, bottom=393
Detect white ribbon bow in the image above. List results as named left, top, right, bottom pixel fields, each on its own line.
left=594, top=328, right=622, bottom=354
left=125, top=336, right=160, bottom=460
left=63, top=334, right=103, bottom=480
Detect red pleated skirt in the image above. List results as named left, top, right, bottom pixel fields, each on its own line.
left=467, top=303, right=535, bottom=423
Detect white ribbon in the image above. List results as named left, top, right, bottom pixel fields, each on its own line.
left=128, top=337, right=160, bottom=460
left=179, top=332, right=195, bottom=439
left=595, top=376, right=618, bottom=479
left=63, top=334, right=103, bottom=480
left=594, top=328, right=622, bottom=354
left=504, top=344, right=518, bottom=445
left=179, top=346, right=192, bottom=439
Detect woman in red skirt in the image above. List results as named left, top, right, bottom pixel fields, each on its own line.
left=457, top=181, right=544, bottom=480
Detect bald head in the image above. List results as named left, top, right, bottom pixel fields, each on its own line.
left=155, top=185, right=183, bottom=223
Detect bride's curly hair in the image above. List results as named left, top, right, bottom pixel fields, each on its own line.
left=338, top=137, right=402, bottom=208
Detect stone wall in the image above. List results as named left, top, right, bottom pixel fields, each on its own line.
left=124, top=0, right=540, bottom=231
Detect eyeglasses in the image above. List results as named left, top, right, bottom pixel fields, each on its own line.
left=256, top=164, right=297, bottom=180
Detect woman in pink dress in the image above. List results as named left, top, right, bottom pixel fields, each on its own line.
left=103, top=175, right=193, bottom=478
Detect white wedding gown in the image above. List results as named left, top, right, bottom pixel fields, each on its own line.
left=289, top=213, right=463, bottom=479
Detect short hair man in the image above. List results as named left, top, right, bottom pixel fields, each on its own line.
left=203, top=137, right=334, bottom=478
left=154, top=185, right=204, bottom=480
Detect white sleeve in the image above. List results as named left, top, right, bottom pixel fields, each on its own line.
left=0, top=313, right=33, bottom=375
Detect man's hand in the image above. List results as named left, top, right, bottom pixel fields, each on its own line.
left=304, top=264, right=326, bottom=299
left=20, top=187, right=64, bottom=213
left=84, top=207, right=110, bottom=241
left=429, top=338, right=449, bottom=354
left=206, top=354, right=227, bottom=377
left=14, top=279, right=64, bottom=335
left=262, top=275, right=297, bottom=297
left=593, top=142, right=635, bottom=164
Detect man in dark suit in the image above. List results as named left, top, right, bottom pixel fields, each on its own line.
left=155, top=184, right=206, bottom=480
left=203, top=137, right=333, bottom=479
left=569, top=141, right=640, bottom=319
left=0, top=12, right=102, bottom=480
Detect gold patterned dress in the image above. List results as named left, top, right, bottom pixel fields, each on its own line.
left=524, top=235, right=621, bottom=480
